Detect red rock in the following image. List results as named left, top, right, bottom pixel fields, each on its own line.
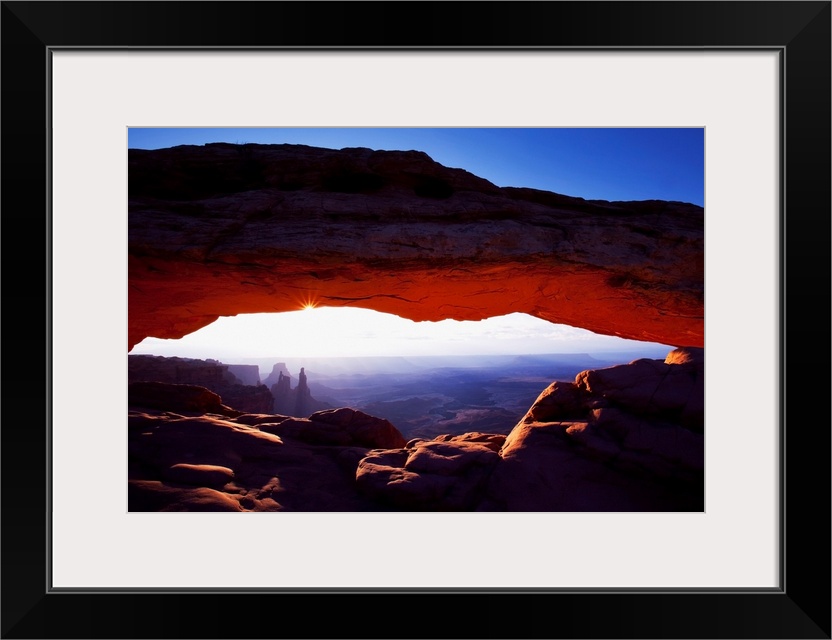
left=128, top=480, right=243, bottom=512
left=258, top=417, right=353, bottom=446
left=163, top=463, right=235, bottom=488
left=129, top=144, right=703, bottom=350
left=233, top=413, right=292, bottom=426
left=576, top=355, right=703, bottom=430
left=309, top=408, right=407, bottom=449
left=486, top=419, right=701, bottom=511
left=665, top=346, right=704, bottom=365
left=432, top=432, right=507, bottom=452
left=483, top=353, right=705, bottom=511
left=355, top=450, right=456, bottom=509
left=129, top=412, right=382, bottom=511
left=404, top=441, right=499, bottom=476
left=527, top=382, right=592, bottom=422
left=355, top=440, right=500, bottom=510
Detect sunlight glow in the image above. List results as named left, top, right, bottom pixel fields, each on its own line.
left=129, top=307, right=673, bottom=362
left=296, top=292, right=319, bottom=311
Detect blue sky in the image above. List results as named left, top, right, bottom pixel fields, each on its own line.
left=128, top=127, right=704, bottom=206
left=129, top=128, right=701, bottom=361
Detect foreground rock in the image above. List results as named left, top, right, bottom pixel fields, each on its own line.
left=127, top=349, right=703, bottom=512
left=129, top=143, right=703, bottom=349
left=128, top=411, right=383, bottom=511
left=356, top=440, right=500, bottom=511
left=482, top=348, right=704, bottom=511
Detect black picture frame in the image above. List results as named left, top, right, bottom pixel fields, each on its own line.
left=2, top=2, right=829, bottom=638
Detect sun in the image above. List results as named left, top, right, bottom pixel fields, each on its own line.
left=297, top=292, right=319, bottom=311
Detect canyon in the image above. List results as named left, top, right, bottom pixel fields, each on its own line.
left=128, top=143, right=704, bottom=512
left=128, top=347, right=704, bottom=511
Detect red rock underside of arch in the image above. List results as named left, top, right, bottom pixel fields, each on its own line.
left=128, top=144, right=704, bottom=351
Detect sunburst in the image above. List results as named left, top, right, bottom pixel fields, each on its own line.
left=297, top=293, right=319, bottom=311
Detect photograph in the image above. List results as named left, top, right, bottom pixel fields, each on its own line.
left=127, top=127, right=705, bottom=513
left=3, top=0, right=828, bottom=637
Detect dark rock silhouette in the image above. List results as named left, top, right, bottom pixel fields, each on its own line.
left=128, top=381, right=240, bottom=417
left=257, top=408, right=406, bottom=450
left=294, top=367, right=311, bottom=417
left=262, top=362, right=291, bottom=388
left=219, top=384, right=274, bottom=415
left=270, top=371, right=294, bottom=414
left=269, top=366, right=331, bottom=418
left=128, top=354, right=273, bottom=414
left=482, top=347, right=704, bottom=511
left=129, top=354, right=231, bottom=387
left=356, top=440, right=500, bottom=511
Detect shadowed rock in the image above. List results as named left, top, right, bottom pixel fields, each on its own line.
left=258, top=407, right=407, bottom=449
left=128, top=381, right=240, bottom=417
left=355, top=440, right=500, bottom=510
left=129, top=355, right=273, bottom=414
left=128, top=411, right=384, bottom=512
left=163, top=463, right=235, bottom=489
left=482, top=350, right=704, bottom=511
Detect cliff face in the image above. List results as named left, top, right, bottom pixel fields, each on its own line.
left=128, top=354, right=232, bottom=387
left=128, top=355, right=273, bottom=414
left=128, top=143, right=703, bottom=350
left=225, top=364, right=260, bottom=386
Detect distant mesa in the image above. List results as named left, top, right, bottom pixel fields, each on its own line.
left=262, top=362, right=291, bottom=388
left=128, top=354, right=331, bottom=418
left=128, top=143, right=703, bottom=350
left=270, top=365, right=332, bottom=418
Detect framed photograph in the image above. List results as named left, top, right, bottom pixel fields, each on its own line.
left=3, top=2, right=829, bottom=638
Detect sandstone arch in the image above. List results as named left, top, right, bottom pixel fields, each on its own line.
left=129, top=143, right=703, bottom=351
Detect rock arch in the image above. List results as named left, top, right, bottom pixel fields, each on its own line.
left=129, top=143, right=703, bottom=350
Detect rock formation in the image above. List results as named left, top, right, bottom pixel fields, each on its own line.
left=126, top=143, right=705, bottom=513
left=482, top=347, right=704, bottom=511
left=128, top=143, right=703, bottom=350
left=294, top=367, right=311, bottom=417
left=218, top=384, right=274, bottom=415
left=128, top=354, right=273, bottom=414
left=127, top=348, right=703, bottom=512
left=262, top=362, right=291, bottom=388
left=269, top=366, right=331, bottom=418
left=128, top=381, right=240, bottom=417
left=270, top=371, right=293, bottom=414
left=129, top=354, right=233, bottom=387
